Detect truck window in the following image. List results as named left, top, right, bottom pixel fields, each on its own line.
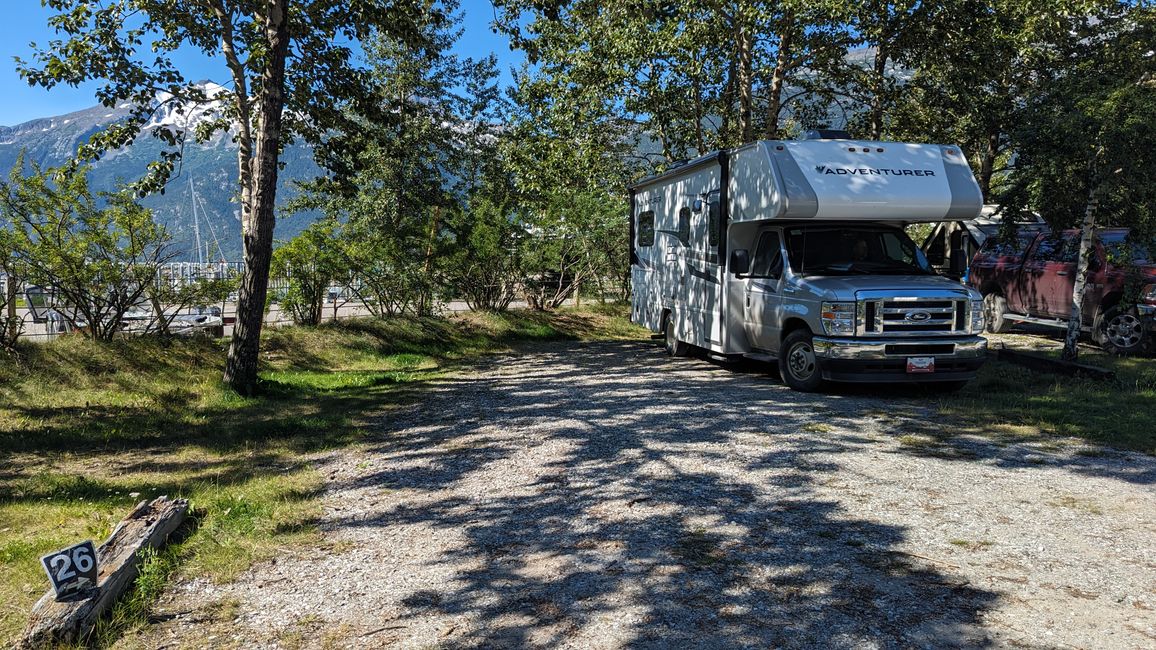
left=785, top=226, right=931, bottom=276
left=1031, top=234, right=1063, bottom=260
left=925, top=228, right=946, bottom=266
left=1058, top=237, right=1081, bottom=263
left=638, top=210, right=655, bottom=246
left=750, top=231, right=783, bottom=278
left=1103, top=234, right=1153, bottom=265
left=882, top=231, right=920, bottom=266
left=982, top=232, right=1036, bottom=260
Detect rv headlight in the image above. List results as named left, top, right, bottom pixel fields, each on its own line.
left=971, top=299, right=985, bottom=333
left=1141, top=284, right=1156, bottom=305
left=820, top=301, right=856, bottom=336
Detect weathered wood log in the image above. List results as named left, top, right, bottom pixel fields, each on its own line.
left=997, top=347, right=1116, bottom=381
left=19, top=496, right=189, bottom=649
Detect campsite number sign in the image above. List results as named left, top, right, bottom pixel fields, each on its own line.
left=40, top=540, right=99, bottom=599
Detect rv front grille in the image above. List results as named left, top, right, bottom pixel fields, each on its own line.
left=857, top=297, right=971, bottom=336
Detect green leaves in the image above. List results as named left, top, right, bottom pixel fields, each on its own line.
left=271, top=219, right=343, bottom=326
left=0, top=154, right=174, bottom=340
left=1001, top=2, right=1156, bottom=235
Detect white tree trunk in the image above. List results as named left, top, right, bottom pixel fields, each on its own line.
left=1062, top=187, right=1099, bottom=361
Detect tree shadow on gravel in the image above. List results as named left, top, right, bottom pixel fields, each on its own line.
left=691, top=344, right=1156, bottom=486
left=327, top=340, right=1007, bottom=647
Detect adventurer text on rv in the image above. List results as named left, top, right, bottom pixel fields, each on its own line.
left=629, top=133, right=989, bottom=391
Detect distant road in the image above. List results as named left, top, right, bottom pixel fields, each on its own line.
left=15, top=298, right=570, bottom=342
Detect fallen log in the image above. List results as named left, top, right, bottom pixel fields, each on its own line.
left=996, top=347, right=1116, bottom=381
left=19, top=496, right=189, bottom=649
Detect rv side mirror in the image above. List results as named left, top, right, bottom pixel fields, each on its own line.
left=730, top=249, right=751, bottom=276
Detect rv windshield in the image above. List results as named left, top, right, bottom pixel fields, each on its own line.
left=784, top=226, right=933, bottom=276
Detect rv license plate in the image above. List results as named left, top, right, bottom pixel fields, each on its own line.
left=906, top=356, right=935, bottom=374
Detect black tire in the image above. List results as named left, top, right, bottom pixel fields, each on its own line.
left=663, top=314, right=689, bottom=357
left=1098, top=306, right=1150, bottom=356
left=778, top=329, right=825, bottom=392
left=983, top=292, right=1010, bottom=334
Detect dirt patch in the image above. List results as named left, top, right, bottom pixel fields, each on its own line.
left=125, top=340, right=1156, bottom=649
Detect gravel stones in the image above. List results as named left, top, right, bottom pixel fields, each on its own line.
left=135, top=340, right=1156, bottom=649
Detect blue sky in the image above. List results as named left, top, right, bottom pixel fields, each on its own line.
left=0, top=1, right=523, bottom=127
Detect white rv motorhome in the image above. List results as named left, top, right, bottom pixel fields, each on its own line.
left=630, top=135, right=989, bottom=391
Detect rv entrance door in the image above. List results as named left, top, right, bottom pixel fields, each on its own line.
left=742, top=230, right=786, bottom=351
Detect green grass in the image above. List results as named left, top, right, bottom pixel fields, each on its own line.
left=947, top=539, right=993, bottom=551
left=0, top=305, right=647, bottom=646
left=934, top=347, right=1156, bottom=454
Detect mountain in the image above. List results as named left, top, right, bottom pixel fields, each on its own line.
left=0, top=84, right=320, bottom=262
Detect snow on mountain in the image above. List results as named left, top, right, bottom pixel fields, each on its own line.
left=0, top=83, right=319, bottom=261
left=144, top=81, right=231, bottom=132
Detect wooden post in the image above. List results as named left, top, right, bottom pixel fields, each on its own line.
left=19, top=496, right=189, bottom=649
left=4, top=271, right=17, bottom=342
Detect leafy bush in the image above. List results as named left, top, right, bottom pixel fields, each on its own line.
left=271, top=220, right=344, bottom=326
left=0, top=156, right=174, bottom=340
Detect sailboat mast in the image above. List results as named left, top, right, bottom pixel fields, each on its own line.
left=189, top=175, right=204, bottom=264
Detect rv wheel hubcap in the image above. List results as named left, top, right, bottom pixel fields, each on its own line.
left=788, top=343, right=816, bottom=380
left=1106, top=313, right=1142, bottom=349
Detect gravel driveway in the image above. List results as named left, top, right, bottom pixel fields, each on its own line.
left=142, top=340, right=1155, bottom=649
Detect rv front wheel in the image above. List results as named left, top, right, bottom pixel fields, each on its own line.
left=663, top=315, right=689, bottom=357
left=778, top=330, right=824, bottom=392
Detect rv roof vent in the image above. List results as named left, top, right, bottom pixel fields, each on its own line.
left=802, top=129, right=852, bottom=140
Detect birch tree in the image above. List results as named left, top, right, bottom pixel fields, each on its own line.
left=1003, top=1, right=1156, bottom=359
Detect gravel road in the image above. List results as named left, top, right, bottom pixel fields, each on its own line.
left=138, top=340, right=1156, bottom=649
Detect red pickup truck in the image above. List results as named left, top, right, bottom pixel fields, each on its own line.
left=967, top=228, right=1156, bottom=355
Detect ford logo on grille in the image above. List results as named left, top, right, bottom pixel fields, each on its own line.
left=905, top=310, right=932, bottom=322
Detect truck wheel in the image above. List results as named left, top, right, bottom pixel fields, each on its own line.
left=778, top=329, right=825, bottom=392
left=983, top=293, right=1010, bottom=333
left=1098, top=306, right=1149, bottom=356
left=663, top=314, right=689, bottom=357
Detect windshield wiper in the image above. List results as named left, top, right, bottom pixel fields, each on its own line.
left=856, top=260, right=929, bottom=275
left=801, top=263, right=871, bottom=275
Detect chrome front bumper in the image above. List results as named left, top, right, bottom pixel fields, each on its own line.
left=811, top=335, right=988, bottom=361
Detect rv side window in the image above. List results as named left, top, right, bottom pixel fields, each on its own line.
left=638, top=210, right=655, bottom=246
left=707, top=198, right=720, bottom=247
left=677, top=207, right=692, bottom=245
left=750, top=231, right=783, bottom=279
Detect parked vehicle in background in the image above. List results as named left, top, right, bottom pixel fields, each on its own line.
left=630, top=133, right=989, bottom=392
left=967, top=228, right=1156, bottom=355
left=920, top=205, right=1046, bottom=280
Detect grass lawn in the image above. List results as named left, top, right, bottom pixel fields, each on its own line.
left=935, top=332, right=1156, bottom=455
left=0, top=305, right=647, bottom=647
left=3, top=305, right=1150, bottom=645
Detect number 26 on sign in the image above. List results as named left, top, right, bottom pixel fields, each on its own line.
left=40, top=541, right=99, bottom=599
